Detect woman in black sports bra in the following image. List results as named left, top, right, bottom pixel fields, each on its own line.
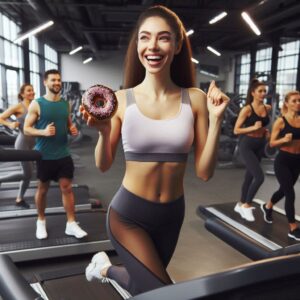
left=233, top=78, right=271, bottom=222
left=261, top=91, right=300, bottom=240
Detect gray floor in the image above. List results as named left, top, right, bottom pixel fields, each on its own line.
left=70, top=126, right=300, bottom=283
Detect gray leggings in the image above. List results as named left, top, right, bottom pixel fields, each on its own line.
left=107, top=185, right=185, bottom=296
left=0, top=133, right=34, bottom=199
left=239, top=135, right=265, bottom=204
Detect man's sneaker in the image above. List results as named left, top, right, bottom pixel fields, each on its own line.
left=234, top=203, right=245, bottom=219
left=15, top=200, right=30, bottom=209
left=65, top=221, right=88, bottom=239
left=288, top=228, right=300, bottom=241
left=260, top=203, right=273, bottom=224
left=85, top=252, right=112, bottom=282
left=36, top=219, right=47, bottom=239
left=241, top=206, right=255, bottom=222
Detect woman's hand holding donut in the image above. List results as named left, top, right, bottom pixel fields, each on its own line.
left=207, top=80, right=229, bottom=119
left=80, top=105, right=111, bottom=135
left=69, top=124, right=78, bottom=136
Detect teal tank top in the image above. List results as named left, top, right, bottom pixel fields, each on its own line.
left=34, top=97, right=70, bottom=160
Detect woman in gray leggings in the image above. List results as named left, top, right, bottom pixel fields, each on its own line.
left=233, top=78, right=271, bottom=222
left=82, top=5, right=229, bottom=296
left=0, top=84, right=35, bottom=208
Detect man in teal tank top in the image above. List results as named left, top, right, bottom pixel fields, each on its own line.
left=24, top=69, right=87, bottom=239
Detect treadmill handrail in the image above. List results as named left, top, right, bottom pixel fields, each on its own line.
left=0, top=254, right=41, bottom=300
left=131, top=253, right=300, bottom=300
left=205, top=206, right=282, bottom=250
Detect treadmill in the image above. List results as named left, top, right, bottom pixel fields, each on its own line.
left=0, top=209, right=113, bottom=262
left=0, top=184, right=92, bottom=219
left=197, top=200, right=300, bottom=260
left=3, top=253, right=300, bottom=300
left=0, top=254, right=131, bottom=300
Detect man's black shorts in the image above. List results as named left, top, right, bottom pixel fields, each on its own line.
left=36, top=155, right=74, bottom=182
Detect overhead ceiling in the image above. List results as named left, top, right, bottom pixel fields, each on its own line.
left=1, top=0, right=300, bottom=58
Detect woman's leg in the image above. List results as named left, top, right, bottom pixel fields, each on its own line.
left=107, top=207, right=173, bottom=296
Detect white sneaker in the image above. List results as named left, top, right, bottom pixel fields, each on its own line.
left=241, top=206, right=255, bottom=222
left=36, top=219, right=47, bottom=239
left=65, top=221, right=88, bottom=238
left=86, top=252, right=112, bottom=282
left=234, top=203, right=244, bottom=219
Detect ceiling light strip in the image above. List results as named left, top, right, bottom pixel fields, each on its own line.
left=206, top=46, right=221, bottom=56
left=209, top=12, right=228, bottom=24
left=241, top=12, right=261, bottom=36
left=83, top=57, right=93, bottom=64
left=69, top=46, right=83, bottom=55
left=14, top=20, right=54, bottom=43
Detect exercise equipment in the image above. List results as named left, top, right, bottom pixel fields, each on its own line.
left=197, top=200, right=300, bottom=260
left=3, top=252, right=300, bottom=300
left=0, top=209, right=112, bottom=262
left=0, top=185, right=92, bottom=219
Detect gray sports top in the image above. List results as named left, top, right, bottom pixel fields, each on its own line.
left=121, top=89, right=194, bottom=162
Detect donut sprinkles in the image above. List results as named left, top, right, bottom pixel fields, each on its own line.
left=82, top=84, right=118, bottom=120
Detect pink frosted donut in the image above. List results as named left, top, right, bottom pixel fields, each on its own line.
left=82, top=84, right=118, bottom=120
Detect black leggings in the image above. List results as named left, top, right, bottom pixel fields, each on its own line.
left=271, top=151, right=300, bottom=223
left=106, top=185, right=185, bottom=296
left=239, top=135, right=265, bottom=204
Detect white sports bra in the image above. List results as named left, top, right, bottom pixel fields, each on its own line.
left=121, top=88, right=194, bottom=162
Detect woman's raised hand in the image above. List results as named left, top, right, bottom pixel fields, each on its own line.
left=206, top=80, right=230, bottom=119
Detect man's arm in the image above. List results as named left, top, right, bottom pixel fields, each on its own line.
left=24, top=101, right=55, bottom=137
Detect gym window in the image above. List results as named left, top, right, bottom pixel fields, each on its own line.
left=276, top=40, right=299, bottom=106
left=44, top=44, right=58, bottom=71
left=255, top=47, right=272, bottom=80
left=0, top=12, right=24, bottom=107
left=29, top=36, right=41, bottom=97
left=235, top=53, right=251, bottom=103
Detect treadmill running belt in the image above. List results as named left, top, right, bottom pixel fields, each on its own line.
left=0, top=185, right=90, bottom=211
left=200, top=202, right=299, bottom=248
left=0, top=210, right=112, bottom=261
left=42, top=274, right=123, bottom=300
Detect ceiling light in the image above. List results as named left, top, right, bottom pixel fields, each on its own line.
left=69, top=46, right=83, bottom=55
left=14, top=20, right=54, bottom=43
left=241, top=12, right=261, bottom=36
left=191, top=57, right=199, bottom=64
left=206, top=46, right=221, bottom=56
left=83, top=57, right=93, bottom=64
left=186, top=29, right=194, bottom=36
left=209, top=12, right=228, bottom=24
left=200, top=70, right=219, bottom=78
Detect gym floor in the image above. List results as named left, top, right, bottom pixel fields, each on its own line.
left=67, top=125, right=300, bottom=283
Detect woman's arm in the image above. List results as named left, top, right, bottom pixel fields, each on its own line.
left=233, top=106, right=262, bottom=135
left=269, top=117, right=292, bottom=148
left=0, top=104, right=20, bottom=129
left=191, top=82, right=229, bottom=181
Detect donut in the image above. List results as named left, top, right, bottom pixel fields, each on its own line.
left=82, top=84, right=118, bottom=120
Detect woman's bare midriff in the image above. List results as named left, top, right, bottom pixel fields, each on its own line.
left=122, top=161, right=186, bottom=203
left=246, top=127, right=266, bottom=138
left=280, top=140, right=300, bottom=154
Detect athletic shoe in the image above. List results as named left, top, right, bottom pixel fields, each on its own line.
left=36, top=219, right=48, bottom=239
left=234, top=203, right=245, bottom=219
left=86, top=251, right=112, bottom=282
left=65, top=221, right=88, bottom=239
left=240, top=206, right=255, bottom=222
left=288, top=228, right=300, bottom=241
left=15, top=200, right=30, bottom=209
left=260, top=203, right=273, bottom=224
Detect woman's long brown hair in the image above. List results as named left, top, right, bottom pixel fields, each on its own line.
left=123, top=5, right=195, bottom=89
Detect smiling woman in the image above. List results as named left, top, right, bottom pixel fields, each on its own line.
left=81, top=5, right=229, bottom=296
